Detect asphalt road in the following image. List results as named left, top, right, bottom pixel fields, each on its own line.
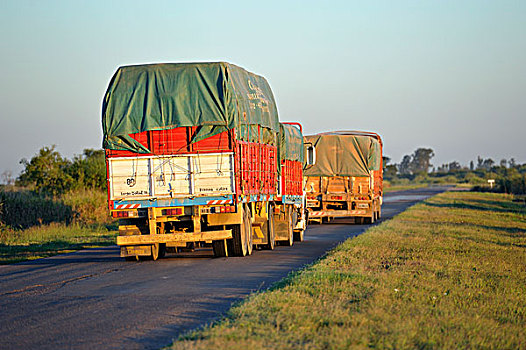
left=0, top=186, right=450, bottom=350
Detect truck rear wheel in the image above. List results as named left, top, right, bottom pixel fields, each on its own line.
left=279, top=205, right=294, bottom=246
left=158, top=243, right=166, bottom=259
left=262, top=204, right=275, bottom=250
left=293, top=229, right=304, bottom=242
left=231, top=204, right=253, bottom=256
left=151, top=243, right=160, bottom=261
left=212, top=240, right=228, bottom=257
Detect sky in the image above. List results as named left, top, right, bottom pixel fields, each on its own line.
left=1, top=0, right=525, bottom=180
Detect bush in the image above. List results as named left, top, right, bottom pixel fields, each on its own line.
left=16, top=146, right=106, bottom=196
left=16, top=146, right=74, bottom=196
left=62, top=189, right=112, bottom=226
left=0, top=189, right=73, bottom=229
left=0, top=188, right=112, bottom=230
left=497, top=174, right=526, bottom=195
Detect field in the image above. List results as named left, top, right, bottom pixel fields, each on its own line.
left=0, top=188, right=117, bottom=264
left=169, top=191, right=526, bottom=349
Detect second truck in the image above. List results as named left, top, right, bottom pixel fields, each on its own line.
left=304, top=131, right=383, bottom=224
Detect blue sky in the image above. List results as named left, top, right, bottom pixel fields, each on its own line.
left=1, top=0, right=525, bottom=179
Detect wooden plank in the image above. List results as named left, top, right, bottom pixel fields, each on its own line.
left=116, top=230, right=232, bottom=245
left=308, top=209, right=368, bottom=217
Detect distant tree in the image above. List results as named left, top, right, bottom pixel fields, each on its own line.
left=382, top=156, right=391, bottom=169
left=448, top=161, right=461, bottom=171
left=483, top=158, right=495, bottom=170
left=384, top=164, right=398, bottom=179
left=1, top=170, right=14, bottom=186
left=509, top=158, right=516, bottom=168
left=410, top=148, right=434, bottom=174
left=469, top=160, right=474, bottom=171
left=67, top=149, right=106, bottom=190
left=476, top=157, right=495, bottom=171
left=477, top=156, right=484, bottom=169
left=17, top=146, right=74, bottom=196
left=437, top=164, right=448, bottom=173
left=399, top=155, right=412, bottom=175
left=500, top=159, right=507, bottom=168
left=16, top=147, right=107, bottom=195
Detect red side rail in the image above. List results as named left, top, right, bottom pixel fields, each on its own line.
left=106, top=127, right=233, bottom=158
left=281, top=159, right=303, bottom=196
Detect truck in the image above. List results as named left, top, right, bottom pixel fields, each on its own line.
left=303, top=131, right=383, bottom=224
left=276, top=122, right=308, bottom=243
left=102, top=62, right=307, bottom=260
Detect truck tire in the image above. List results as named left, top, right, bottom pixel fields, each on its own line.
left=279, top=205, right=294, bottom=246
left=262, top=204, right=275, bottom=250
left=125, top=255, right=139, bottom=262
left=293, top=229, right=304, bottom=242
left=159, top=243, right=166, bottom=259
left=231, top=204, right=253, bottom=256
left=212, top=240, right=228, bottom=257
left=151, top=243, right=159, bottom=261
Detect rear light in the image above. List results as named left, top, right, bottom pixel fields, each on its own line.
left=332, top=195, right=343, bottom=200
left=213, top=205, right=235, bottom=213
left=202, top=205, right=236, bottom=214
left=163, top=207, right=183, bottom=216
left=112, top=211, right=137, bottom=218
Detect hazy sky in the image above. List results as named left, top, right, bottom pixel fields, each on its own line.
left=1, top=0, right=525, bottom=179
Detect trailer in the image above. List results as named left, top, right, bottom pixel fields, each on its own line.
left=102, top=62, right=306, bottom=260
left=304, top=131, right=383, bottom=224
left=274, top=122, right=307, bottom=244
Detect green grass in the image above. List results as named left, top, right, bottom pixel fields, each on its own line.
left=0, top=222, right=117, bottom=264
left=168, top=191, right=526, bottom=349
left=383, top=183, right=429, bottom=192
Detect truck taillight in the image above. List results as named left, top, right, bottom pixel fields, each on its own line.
left=205, top=205, right=236, bottom=214
left=112, top=211, right=137, bottom=218
left=163, top=208, right=183, bottom=216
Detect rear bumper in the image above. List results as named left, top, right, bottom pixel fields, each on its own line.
left=116, top=230, right=232, bottom=246
left=308, top=209, right=367, bottom=218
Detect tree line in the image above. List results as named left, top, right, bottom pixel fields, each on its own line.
left=384, top=148, right=526, bottom=195
left=12, top=146, right=106, bottom=196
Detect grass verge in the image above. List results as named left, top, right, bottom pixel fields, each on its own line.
left=383, top=183, right=429, bottom=192
left=0, top=188, right=117, bottom=264
left=0, top=223, right=117, bottom=264
left=169, top=191, right=526, bottom=349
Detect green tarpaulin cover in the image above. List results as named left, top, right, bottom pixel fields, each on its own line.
left=278, top=123, right=304, bottom=163
left=304, top=132, right=382, bottom=177
left=102, top=62, right=280, bottom=152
